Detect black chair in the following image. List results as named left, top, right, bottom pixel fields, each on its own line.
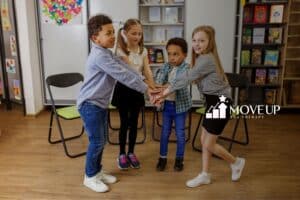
left=192, top=73, right=250, bottom=153
left=46, top=73, right=86, bottom=158
left=151, top=106, right=192, bottom=143
left=107, top=104, right=146, bottom=145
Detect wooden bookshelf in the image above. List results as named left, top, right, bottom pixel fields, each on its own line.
left=280, top=0, right=300, bottom=108
left=238, top=0, right=289, bottom=106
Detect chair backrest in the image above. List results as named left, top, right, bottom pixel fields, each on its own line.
left=225, top=73, right=249, bottom=89
left=46, top=73, right=84, bottom=88
left=46, top=73, right=84, bottom=107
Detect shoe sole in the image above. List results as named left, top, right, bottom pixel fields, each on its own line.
left=83, top=181, right=109, bottom=193
left=186, top=180, right=211, bottom=188
left=232, top=159, right=246, bottom=181
left=117, top=158, right=129, bottom=170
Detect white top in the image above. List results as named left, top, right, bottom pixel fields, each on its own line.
left=116, top=47, right=148, bottom=75
left=166, top=67, right=177, bottom=101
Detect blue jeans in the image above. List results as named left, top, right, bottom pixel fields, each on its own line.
left=78, top=102, right=108, bottom=177
left=160, top=101, right=187, bottom=158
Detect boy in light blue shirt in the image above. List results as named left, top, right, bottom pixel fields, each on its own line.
left=77, top=14, right=153, bottom=193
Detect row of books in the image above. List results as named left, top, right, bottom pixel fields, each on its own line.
left=143, top=26, right=183, bottom=43
left=148, top=47, right=165, bottom=64
left=148, top=6, right=183, bottom=23
left=242, top=27, right=282, bottom=45
left=241, top=49, right=279, bottom=66
left=243, top=4, right=284, bottom=24
left=241, top=68, right=279, bottom=85
left=239, top=88, right=277, bottom=105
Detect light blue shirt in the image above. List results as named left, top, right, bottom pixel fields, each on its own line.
left=77, top=43, right=148, bottom=109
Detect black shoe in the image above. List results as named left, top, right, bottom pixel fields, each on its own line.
left=174, top=157, right=184, bottom=171
left=156, top=157, right=167, bottom=171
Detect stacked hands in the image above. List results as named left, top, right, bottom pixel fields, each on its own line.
left=147, top=85, right=170, bottom=107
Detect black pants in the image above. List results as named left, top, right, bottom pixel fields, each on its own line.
left=118, top=104, right=141, bottom=155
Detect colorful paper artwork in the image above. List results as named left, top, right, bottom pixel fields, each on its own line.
left=5, top=58, right=16, bottom=74
left=13, top=79, right=21, bottom=100
left=41, top=0, right=84, bottom=25
left=1, top=0, right=12, bottom=31
left=10, top=35, right=17, bottom=56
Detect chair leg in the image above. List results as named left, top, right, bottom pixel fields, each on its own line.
left=107, top=107, right=146, bottom=145
left=152, top=109, right=192, bottom=143
left=219, top=117, right=250, bottom=152
left=48, top=111, right=86, bottom=158
left=192, top=114, right=203, bottom=152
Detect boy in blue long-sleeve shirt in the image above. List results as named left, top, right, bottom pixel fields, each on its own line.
left=77, top=14, right=152, bottom=193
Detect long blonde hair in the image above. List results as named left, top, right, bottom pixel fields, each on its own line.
left=117, top=19, right=144, bottom=55
left=191, top=25, right=228, bottom=84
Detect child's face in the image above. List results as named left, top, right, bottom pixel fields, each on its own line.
left=167, top=44, right=186, bottom=67
left=124, top=24, right=142, bottom=47
left=192, top=31, right=209, bottom=54
left=92, top=23, right=115, bottom=48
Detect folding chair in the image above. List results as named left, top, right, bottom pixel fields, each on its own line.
left=107, top=104, right=146, bottom=145
left=46, top=73, right=86, bottom=158
left=151, top=107, right=192, bottom=143
left=192, top=73, right=250, bottom=153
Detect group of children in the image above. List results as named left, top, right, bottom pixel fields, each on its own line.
left=77, top=14, right=246, bottom=193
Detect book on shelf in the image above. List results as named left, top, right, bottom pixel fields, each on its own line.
left=243, top=5, right=253, bottom=24
left=269, top=4, right=284, bottom=23
left=241, top=50, right=251, bottom=66
left=267, top=69, right=279, bottom=84
left=253, top=5, right=268, bottom=24
left=149, top=7, right=161, bottom=22
left=148, top=47, right=156, bottom=64
left=251, top=49, right=262, bottom=65
left=155, top=49, right=164, bottom=63
left=242, top=27, right=252, bottom=45
left=248, top=0, right=257, bottom=3
left=268, top=27, right=282, bottom=44
left=252, top=27, right=265, bottom=44
left=264, top=50, right=279, bottom=66
left=153, top=27, right=166, bottom=43
left=240, top=68, right=253, bottom=83
left=255, top=69, right=267, bottom=85
left=264, top=89, right=277, bottom=104
left=166, top=27, right=183, bottom=39
left=143, top=26, right=152, bottom=42
left=164, top=7, right=178, bottom=23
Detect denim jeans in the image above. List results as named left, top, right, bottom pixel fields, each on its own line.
left=160, top=101, right=187, bottom=158
left=78, top=101, right=108, bottom=177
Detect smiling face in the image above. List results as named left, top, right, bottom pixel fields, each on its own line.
left=92, top=23, right=115, bottom=49
left=124, top=24, right=143, bottom=47
left=192, top=31, right=209, bottom=55
left=167, top=44, right=186, bottom=67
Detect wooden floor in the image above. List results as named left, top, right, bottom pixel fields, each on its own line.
left=0, top=105, right=300, bottom=200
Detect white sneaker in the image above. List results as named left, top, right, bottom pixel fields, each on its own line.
left=186, top=172, right=211, bottom=188
left=97, top=170, right=117, bottom=184
left=83, top=175, right=109, bottom=193
left=231, top=157, right=246, bottom=181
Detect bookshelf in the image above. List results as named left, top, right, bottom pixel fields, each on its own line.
left=280, top=0, right=300, bottom=108
left=139, top=0, right=185, bottom=76
left=238, top=0, right=289, bottom=105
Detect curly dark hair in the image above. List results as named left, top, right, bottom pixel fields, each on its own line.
left=166, top=37, right=188, bottom=54
left=88, top=14, right=112, bottom=39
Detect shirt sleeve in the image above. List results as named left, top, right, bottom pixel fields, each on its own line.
left=169, top=54, right=215, bottom=93
left=95, top=52, right=148, bottom=93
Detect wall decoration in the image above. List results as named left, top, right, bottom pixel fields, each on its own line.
left=9, top=35, right=17, bottom=56
left=1, top=0, right=12, bottom=31
left=5, top=58, right=16, bottom=74
left=41, top=0, right=84, bottom=25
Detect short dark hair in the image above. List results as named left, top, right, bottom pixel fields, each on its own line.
left=166, top=37, right=188, bottom=54
left=88, top=14, right=112, bottom=39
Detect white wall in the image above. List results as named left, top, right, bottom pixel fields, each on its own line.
left=15, top=0, right=43, bottom=115
left=186, top=0, right=236, bottom=102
